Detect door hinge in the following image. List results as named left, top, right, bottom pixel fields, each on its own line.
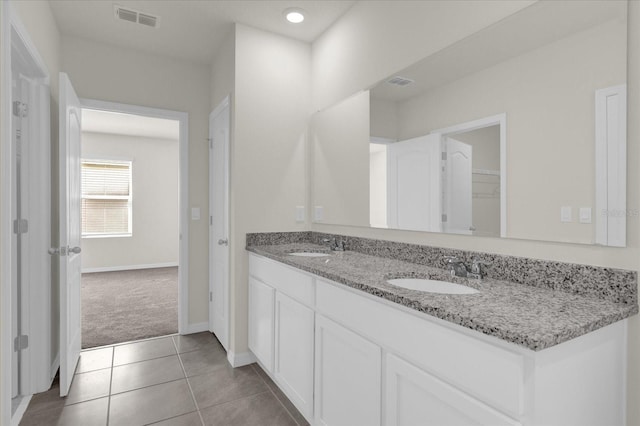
left=13, top=101, right=28, bottom=118
left=442, top=214, right=448, bottom=223
left=14, top=335, right=28, bottom=351
left=210, top=216, right=213, bottom=226
left=209, top=292, right=213, bottom=302
left=208, top=138, right=213, bottom=149
left=13, top=219, right=28, bottom=234
left=441, top=151, right=447, bottom=160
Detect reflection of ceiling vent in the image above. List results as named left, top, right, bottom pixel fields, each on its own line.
left=114, top=5, right=160, bottom=28
left=387, top=76, right=414, bottom=87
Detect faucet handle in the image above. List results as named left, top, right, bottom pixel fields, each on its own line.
left=470, top=258, right=492, bottom=276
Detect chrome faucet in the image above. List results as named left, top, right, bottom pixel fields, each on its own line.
left=444, top=257, right=492, bottom=279
left=323, top=237, right=346, bottom=251
left=468, top=258, right=492, bottom=280
left=445, top=256, right=469, bottom=278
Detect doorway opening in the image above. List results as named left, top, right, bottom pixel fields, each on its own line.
left=79, top=101, right=188, bottom=348
left=433, top=113, right=507, bottom=237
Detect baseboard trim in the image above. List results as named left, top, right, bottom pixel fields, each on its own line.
left=82, top=262, right=178, bottom=273
left=182, top=322, right=209, bottom=335
left=227, top=350, right=257, bottom=368
left=10, top=395, right=32, bottom=426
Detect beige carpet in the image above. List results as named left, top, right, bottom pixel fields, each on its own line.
left=81, top=267, right=178, bottom=349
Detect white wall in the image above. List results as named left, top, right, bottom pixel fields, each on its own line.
left=210, top=29, right=235, bottom=112
left=229, top=23, right=310, bottom=355
left=81, top=132, right=179, bottom=271
left=311, top=2, right=640, bottom=424
left=312, top=91, right=370, bottom=227
left=395, top=18, right=625, bottom=244
left=370, top=97, right=397, bottom=140
left=61, top=35, right=211, bottom=326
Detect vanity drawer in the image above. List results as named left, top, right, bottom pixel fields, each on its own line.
left=315, top=278, right=525, bottom=419
left=249, top=254, right=314, bottom=306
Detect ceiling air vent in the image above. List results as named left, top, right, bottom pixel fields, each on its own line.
left=137, top=13, right=158, bottom=28
left=114, top=5, right=160, bottom=28
left=386, top=76, right=414, bottom=87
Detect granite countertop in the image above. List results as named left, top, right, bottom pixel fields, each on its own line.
left=247, top=242, right=637, bottom=351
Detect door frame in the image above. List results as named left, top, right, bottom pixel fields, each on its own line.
left=2, top=2, right=53, bottom=424
left=208, top=95, right=230, bottom=348
left=80, top=98, right=190, bottom=334
left=431, top=113, right=507, bottom=237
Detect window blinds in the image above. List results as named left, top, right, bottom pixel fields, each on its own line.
left=81, top=161, right=132, bottom=236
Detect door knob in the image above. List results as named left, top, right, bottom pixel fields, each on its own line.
left=218, top=239, right=228, bottom=246
left=47, top=246, right=81, bottom=256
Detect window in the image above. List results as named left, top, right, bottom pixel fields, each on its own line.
left=81, top=160, right=132, bottom=237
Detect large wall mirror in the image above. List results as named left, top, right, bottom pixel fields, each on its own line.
left=311, top=0, right=628, bottom=246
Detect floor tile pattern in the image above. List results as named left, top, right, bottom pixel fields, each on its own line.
left=19, top=333, right=308, bottom=426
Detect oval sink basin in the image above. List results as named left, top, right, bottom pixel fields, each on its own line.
left=387, top=278, right=479, bottom=295
left=289, top=252, right=330, bottom=257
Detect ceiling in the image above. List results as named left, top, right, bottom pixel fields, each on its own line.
left=49, top=0, right=356, bottom=65
left=82, top=108, right=180, bottom=140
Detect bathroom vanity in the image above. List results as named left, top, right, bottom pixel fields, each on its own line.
left=246, top=232, right=636, bottom=426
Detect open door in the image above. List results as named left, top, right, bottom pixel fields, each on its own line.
left=56, top=73, right=82, bottom=396
left=209, top=97, right=230, bottom=350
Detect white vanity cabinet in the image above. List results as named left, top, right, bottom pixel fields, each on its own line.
left=248, top=276, right=275, bottom=372
left=248, top=254, right=315, bottom=419
left=247, top=253, right=627, bottom=426
left=314, top=314, right=382, bottom=426
left=385, top=353, right=519, bottom=426
left=273, top=292, right=315, bottom=418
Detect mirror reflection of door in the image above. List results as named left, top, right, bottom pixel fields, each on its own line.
left=374, top=123, right=501, bottom=236
left=385, top=134, right=442, bottom=232
left=443, top=138, right=472, bottom=235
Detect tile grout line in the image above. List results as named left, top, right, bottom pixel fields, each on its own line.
left=173, top=336, right=206, bottom=426
left=106, top=347, right=115, bottom=426
left=250, top=364, right=305, bottom=426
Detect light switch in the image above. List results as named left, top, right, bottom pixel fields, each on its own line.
left=191, top=207, right=200, bottom=220
left=296, top=206, right=305, bottom=223
left=314, top=206, right=323, bottom=222
left=560, top=206, right=572, bottom=223
left=579, top=207, right=592, bottom=224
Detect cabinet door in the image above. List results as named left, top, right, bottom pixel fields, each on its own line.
left=274, top=292, right=315, bottom=419
left=385, top=354, right=520, bottom=426
left=315, top=315, right=381, bottom=426
left=248, top=277, right=275, bottom=372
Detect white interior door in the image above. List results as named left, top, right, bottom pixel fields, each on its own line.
left=209, top=97, right=230, bottom=350
left=443, top=137, right=472, bottom=235
left=58, top=73, right=82, bottom=397
left=10, top=75, right=25, bottom=400
left=387, top=134, right=442, bottom=232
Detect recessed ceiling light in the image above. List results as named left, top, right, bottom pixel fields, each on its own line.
left=284, top=8, right=305, bottom=24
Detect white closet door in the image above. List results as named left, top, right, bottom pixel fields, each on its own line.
left=387, top=134, right=442, bottom=232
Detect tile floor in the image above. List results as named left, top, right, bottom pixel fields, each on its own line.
left=19, top=333, right=308, bottom=426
